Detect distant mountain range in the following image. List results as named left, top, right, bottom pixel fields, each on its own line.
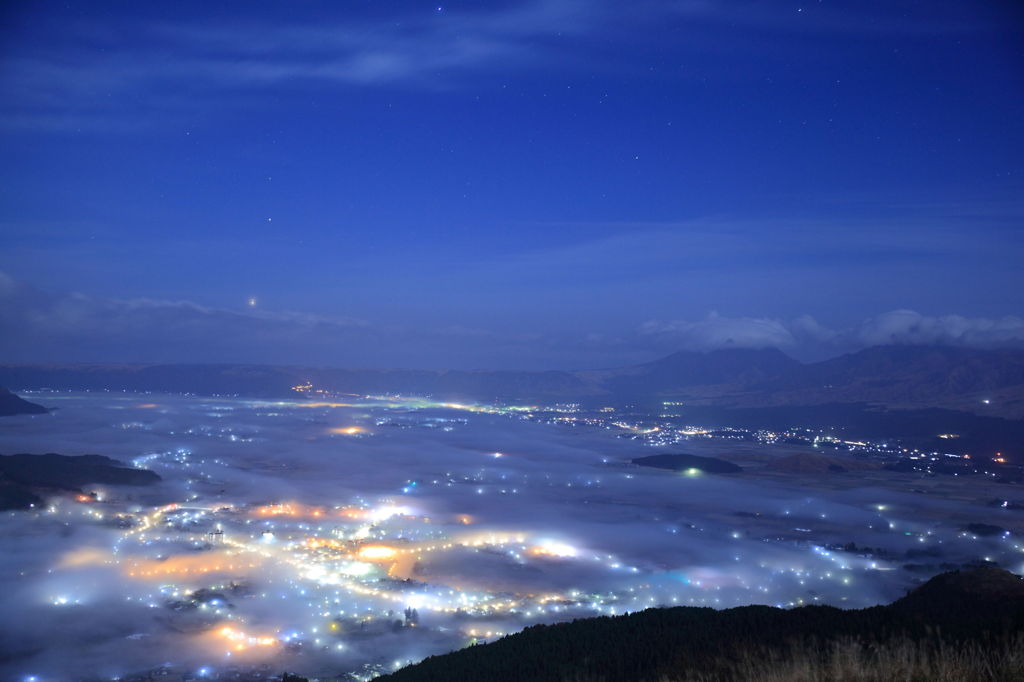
left=2, top=345, right=1022, bottom=418
left=586, top=345, right=1024, bottom=417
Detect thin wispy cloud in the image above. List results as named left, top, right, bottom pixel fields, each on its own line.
left=2, top=0, right=1011, bottom=132
left=0, top=0, right=599, bottom=131
left=3, top=271, right=1023, bottom=369
left=639, top=310, right=1024, bottom=358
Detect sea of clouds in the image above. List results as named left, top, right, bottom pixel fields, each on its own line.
left=0, top=393, right=1017, bottom=680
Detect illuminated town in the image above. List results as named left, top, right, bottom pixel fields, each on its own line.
left=4, top=390, right=1022, bottom=681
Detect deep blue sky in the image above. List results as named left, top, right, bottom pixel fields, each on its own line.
left=1, top=1, right=1022, bottom=368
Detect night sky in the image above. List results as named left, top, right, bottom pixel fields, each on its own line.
left=1, top=1, right=1022, bottom=368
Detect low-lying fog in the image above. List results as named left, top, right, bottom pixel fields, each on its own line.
left=1, top=393, right=1020, bottom=681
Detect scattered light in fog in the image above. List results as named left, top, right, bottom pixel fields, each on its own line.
left=0, top=391, right=1017, bottom=681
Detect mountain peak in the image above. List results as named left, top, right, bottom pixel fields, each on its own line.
left=898, top=565, right=1024, bottom=606
left=891, top=566, right=1024, bottom=624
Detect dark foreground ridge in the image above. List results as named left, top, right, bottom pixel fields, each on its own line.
left=0, top=386, right=48, bottom=416
left=0, top=453, right=161, bottom=510
left=375, top=567, right=1024, bottom=682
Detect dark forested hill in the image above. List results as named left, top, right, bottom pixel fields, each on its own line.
left=0, top=453, right=161, bottom=510
left=377, top=567, right=1024, bottom=682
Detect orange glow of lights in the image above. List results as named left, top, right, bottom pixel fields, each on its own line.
left=529, top=542, right=578, bottom=558
left=75, top=494, right=93, bottom=503
left=136, top=403, right=159, bottom=409
left=328, top=426, right=365, bottom=435
left=213, top=625, right=278, bottom=650
left=457, top=514, right=474, bottom=525
left=123, top=551, right=257, bottom=578
left=357, top=545, right=398, bottom=561
left=253, top=503, right=298, bottom=516
left=250, top=502, right=327, bottom=518
left=57, top=547, right=110, bottom=569
left=305, top=537, right=347, bottom=550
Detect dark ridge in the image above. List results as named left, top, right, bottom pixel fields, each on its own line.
left=0, top=387, right=48, bottom=416
left=377, top=567, right=1024, bottom=682
left=787, top=345, right=1024, bottom=395
left=0, top=453, right=161, bottom=510
left=964, top=522, right=1006, bottom=537
left=632, top=453, right=743, bottom=474
left=891, top=565, right=1024, bottom=623
left=592, top=347, right=801, bottom=397
left=0, top=483, right=43, bottom=511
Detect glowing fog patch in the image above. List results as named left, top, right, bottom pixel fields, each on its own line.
left=369, top=505, right=413, bottom=521
left=405, top=593, right=427, bottom=609
left=338, top=561, right=375, bottom=577
left=358, top=545, right=398, bottom=561
left=56, top=547, right=109, bottom=569
left=530, top=541, right=579, bottom=558
left=328, top=426, right=365, bottom=435
left=213, top=625, right=279, bottom=652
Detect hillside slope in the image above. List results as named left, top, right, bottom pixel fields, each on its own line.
left=0, top=387, right=48, bottom=416
left=378, top=567, right=1024, bottom=682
